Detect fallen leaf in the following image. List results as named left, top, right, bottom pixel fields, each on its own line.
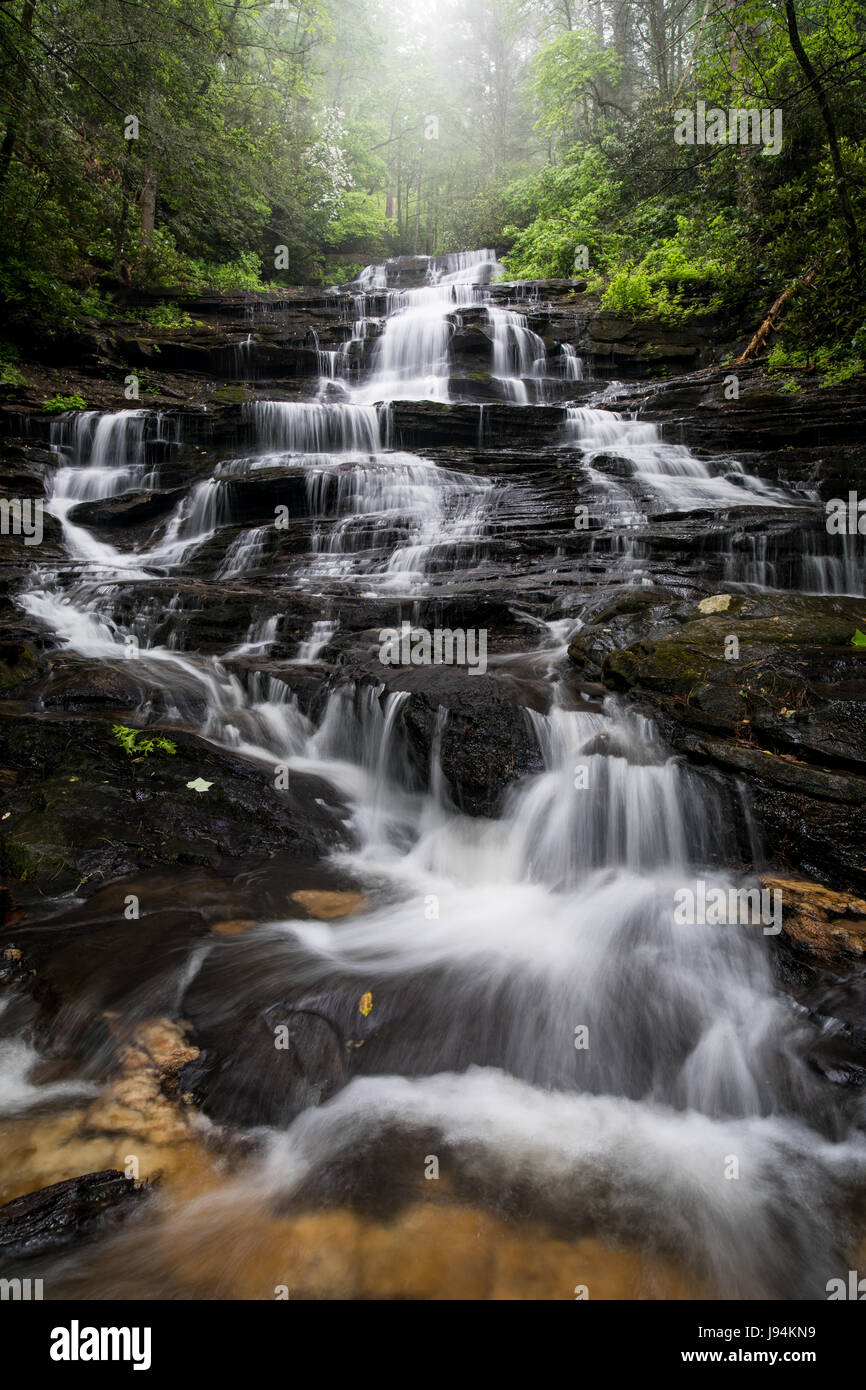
left=186, top=777, right=213, bottom=793
left=358, top=991, right=373, bottom=1017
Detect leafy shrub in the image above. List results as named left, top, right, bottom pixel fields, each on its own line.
left=42, top=393, right=87, bottom=412
left=190, top=251, right=269, bottom=292
left=137, top=303, right=201, bottom=331
left=0, top=363, right=26, bottom=388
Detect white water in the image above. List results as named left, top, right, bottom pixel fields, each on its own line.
left=12, top=252, right=866, bottom=1297
left=564, top=405, right=793, bottom=512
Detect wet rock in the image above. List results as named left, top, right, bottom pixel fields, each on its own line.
left=0, top=639, right=39, bottom=690
left=585, top=311, right=714, bottom=371
left=389, top=400, right=566, bottom=449
left=624, top=366, right=866, bottom=457
left=0, top=713, right=350, bottom=896
left=67, top=486, right=187, bottom=528
left=183, top=1003, right=347, bottom=1128
left=590, top=453, right=635, bottom=478
left=570, top=591, right=866, bottom=888
left=0, top=1170, right=148, bottom=1272
left=88, top=1018, right=200, bottom=1142
left=210, top=917, right=258, bottom=936
left=290, top=890, right=367, bottom=920
left=393, top=667, right=547, bottom=816
left=763, top=877, right=866, bottom=964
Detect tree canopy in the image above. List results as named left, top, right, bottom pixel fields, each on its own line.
left=0, top=0, right=863, bottom=365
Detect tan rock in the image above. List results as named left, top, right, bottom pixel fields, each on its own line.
left=290, top=890, right=367, bottom=920
left=156, top=1195, right=708, bottom=1300
left=697, top=593, right=732, bottom=614
left=210, top=918, right=257, bottom=936
left=762, top=876, right=866, bottom=962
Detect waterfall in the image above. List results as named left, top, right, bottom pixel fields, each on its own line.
left=245, top=400, right=382, bottom=454
left=217, top=525, right=269, bottom=580
left=11, top=250, right=866, bottom=1301
left=488, top=307, right=547, bottom=403
left=562, top=343, right=584, bottom=380
left=564, top=404, right=797, bottom=514
left=340, top=249, right=553, bottom=405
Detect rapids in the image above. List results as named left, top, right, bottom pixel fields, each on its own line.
left=4, top=249, right=866, bottom=1300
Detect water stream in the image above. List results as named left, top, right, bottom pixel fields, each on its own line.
left=6, top=249, right=866, bottom=1299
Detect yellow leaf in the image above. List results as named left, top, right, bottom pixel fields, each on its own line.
left=358, top=991, right=373, bottom=1017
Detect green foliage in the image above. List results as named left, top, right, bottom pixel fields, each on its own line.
left=600, top=216, right=744, bottom=322
left=112, top=725, right=177, bottom=758
left=191, top=253, right=270, bottom=293
left=0, top=0, right=863, bottom=354
left=766, top=340, right=866, bottom=386
left=137, top=304, right=201, bottom=331
left=530, top=30, right=622, bottom=143
left=0, top=363, right=26, bottom=388
left=437, top=176, right=540, bottom=257
left=322, top=191, right=393, bottom=251
left=322, top=262, right=364, bottom=286
left=42, top=393, right=87, bottom=413
left=601, top=266, right=656, bottom=318
left=503, top=148, right=622, bottom=280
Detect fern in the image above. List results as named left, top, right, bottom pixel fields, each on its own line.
left=112, top=724, right=177, bottom=758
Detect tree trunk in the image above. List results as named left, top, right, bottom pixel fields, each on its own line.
left=139, top=168, right=156, bottom=249
left=734, top=262, right=821, bottom=364
left=783, top=0, right=861, bottom=284
left=0, top=0, right=36, bottom=193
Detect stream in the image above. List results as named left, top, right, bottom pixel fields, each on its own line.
left=2, top=249, right=865, bottom=1301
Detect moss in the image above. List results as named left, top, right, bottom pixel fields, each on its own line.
left=600, top=649, right=641, bottom=689
left=0, top=813, right=74, bottom=882
left=211, top=384, right=248, bottom=405
left=0, top=642, right=38, bottom=688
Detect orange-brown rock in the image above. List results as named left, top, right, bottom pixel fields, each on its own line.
left=762, top=876, right=866, bottom=963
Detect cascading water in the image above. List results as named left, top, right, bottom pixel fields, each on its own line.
left=9, top=249, right=866, bottom=1301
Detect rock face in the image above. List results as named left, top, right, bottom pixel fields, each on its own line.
left=183, top=1001, right=348, bottom=1128
left=392, top=668, right=546, bottom=816
left=0, top=714, right=350, bottom=895
left=0, top=1171, right=147, bottom=1272
left=568, top=591, right=866, bottom=889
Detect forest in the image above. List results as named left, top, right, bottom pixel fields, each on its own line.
left=2, top=0, right=866, bottom=1330
left=0, top=0, right=864, bottom=375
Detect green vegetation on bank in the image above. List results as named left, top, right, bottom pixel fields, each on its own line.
left=0, top=0, right=863, bottom=371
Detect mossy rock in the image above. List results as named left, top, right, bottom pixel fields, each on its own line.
left=0, top=642, right=39, bottom=689
left=0, top=810, right=75, bottom=884
left=211, top=384, right=249, bottom=405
